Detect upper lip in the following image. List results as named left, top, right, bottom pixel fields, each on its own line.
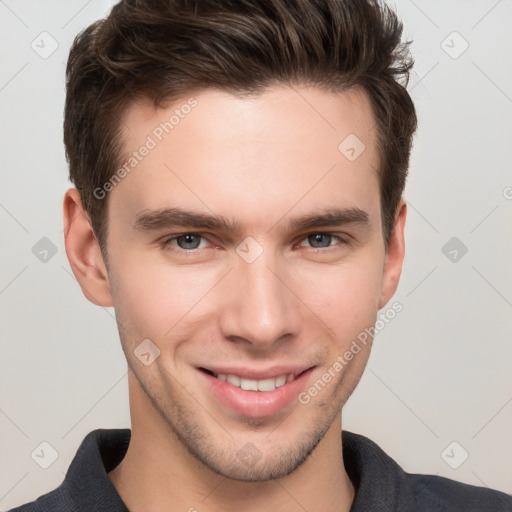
left=199, top=365, right=314, bottom=380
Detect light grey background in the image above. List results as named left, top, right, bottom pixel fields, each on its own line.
left=1, top=0, right=511, bottom=509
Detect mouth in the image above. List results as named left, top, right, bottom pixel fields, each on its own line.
left=199, top=368, right=307, bottom=392
left=197, top=366, right=315, bottom=418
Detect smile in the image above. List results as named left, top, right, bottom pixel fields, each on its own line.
left=198, top=367, right=314, bottom=418
left=212, top=372, right=296, bottom=392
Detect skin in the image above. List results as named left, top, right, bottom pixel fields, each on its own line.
left=63, top=84, right=406, bottom=512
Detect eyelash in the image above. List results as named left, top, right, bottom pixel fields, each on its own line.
left=160, top=232, right=349, bottom=253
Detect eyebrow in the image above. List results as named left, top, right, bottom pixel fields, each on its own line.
left=132, top=206, right=370, bottom=234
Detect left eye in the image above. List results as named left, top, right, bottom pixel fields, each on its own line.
left=163, top=234, right=208, bottom=250
left=299, top=233, right=343, bottom=249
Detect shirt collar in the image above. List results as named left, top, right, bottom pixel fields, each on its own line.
left=63, top=428, right=131, bottom=511
left=342, top=430, right=417, bottom=511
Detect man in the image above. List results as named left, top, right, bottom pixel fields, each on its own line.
left=10, top=0, right=511, bottom=510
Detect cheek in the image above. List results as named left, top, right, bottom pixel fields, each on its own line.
left=292, top=254, right=383, bottom=338
left=108, top=253, right=220, bottom=340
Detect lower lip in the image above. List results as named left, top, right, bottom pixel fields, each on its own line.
left=198, top=368, right=314, bottom=418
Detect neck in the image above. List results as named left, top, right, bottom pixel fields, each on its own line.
left=108, top=373, right=355, bottom=512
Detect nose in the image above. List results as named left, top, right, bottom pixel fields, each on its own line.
left=217, top=247, right=301, bottom=350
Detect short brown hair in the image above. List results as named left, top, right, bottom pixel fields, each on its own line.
left=64, top=0, right=417, bottom=261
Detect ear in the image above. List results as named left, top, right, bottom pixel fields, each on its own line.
left=378, top=200, right=406, bottom=309
left=63, top=187, right=113, bottom=307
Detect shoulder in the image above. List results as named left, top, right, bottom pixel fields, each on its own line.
left=410, top=473, right=512, bottom=512
left=342, top=430, right=512, bottom=512
left=7, top=487, right=75, bottom=512
left=8, top=428, right=130, bottom=512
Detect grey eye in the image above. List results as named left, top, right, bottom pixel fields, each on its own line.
left=307, top=234, right=333, bottom=248
left=176, top=234, right=202, bottom=249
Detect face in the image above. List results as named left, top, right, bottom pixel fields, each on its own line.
left=66, top=85, right=405, bottom=481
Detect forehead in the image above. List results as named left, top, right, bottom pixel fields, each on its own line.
left=111, top=85, right=380, bottom=232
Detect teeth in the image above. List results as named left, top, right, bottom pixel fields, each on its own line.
left=275, top=375, right=286, bottom=387
left=257, top=378, right=276, bottom=392
left=214, top=372, right=297, bottom=391
left=241, top=379, right=258, bottom=391
left=226, top=374, right=239, bottom=386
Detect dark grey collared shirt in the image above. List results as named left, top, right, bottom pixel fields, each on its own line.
left=9, top=428, right=512, bottom=511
